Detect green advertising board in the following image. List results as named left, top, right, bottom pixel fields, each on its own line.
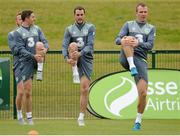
left=0, top=58, right=10, bottom=110
left=88, top=69, right=180, bottom=119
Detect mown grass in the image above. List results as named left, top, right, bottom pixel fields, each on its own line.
left=0, top=0, right=180, bottom=50
left=0, top=119, right=180, bottom=135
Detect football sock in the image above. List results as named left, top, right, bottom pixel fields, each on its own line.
left=26, top=112, right=32, bottom=119
left=127, top=57, right=136, bottom=70
left=72, top=64, right=79, bottom=75
left=17, top=110, right=23, bottom=120
left=37, top=62, right=43, bottom=71
left=78, top=112, right=85, bottom=120
left=135, top=113, right=142, bottom=124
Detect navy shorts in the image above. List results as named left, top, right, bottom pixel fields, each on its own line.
left=14, top=60, right=36, bottom=84
left=14, top=62, right=23, bottom=84
left=77, top=55, right=93, bottom=81
left=119, top=50, right=148, bottom=84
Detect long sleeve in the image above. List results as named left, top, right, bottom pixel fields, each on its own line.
left=38, top=27, right=49, bottom=49
left=62, top=28, right=71, bottom=60
left=7, top=31, right=19, bottom=56
left=80, top=25, right=96, bottom=56
left=115, top=23, right=129, bottom=45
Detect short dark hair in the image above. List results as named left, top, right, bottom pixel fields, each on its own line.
left=21, top=10, right=33, bottom=21
left=73, top=6, right=85, bottom=14
left=136, top=3, right=147, bottom=12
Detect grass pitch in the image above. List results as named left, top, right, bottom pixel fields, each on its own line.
left=0, top=119, right=180, bottom=135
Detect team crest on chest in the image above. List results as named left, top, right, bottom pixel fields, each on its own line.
left=31, top=29, right=38, bottom=35
left=144, top=28, right=150, bottom=34
left=72, top=31, right=76, bottom=35
left=132, top=27, right=136, bottom=31
left=83, top=29, right=88, bottom=35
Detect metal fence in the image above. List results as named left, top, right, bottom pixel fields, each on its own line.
left=0, top=50, right=180, bottom=119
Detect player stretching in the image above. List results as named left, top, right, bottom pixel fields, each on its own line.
left=8, top=10, right=48, bottom=125
left=62, top=6, right=95, bottom=126
left=115, top=3, right=156, bottom=130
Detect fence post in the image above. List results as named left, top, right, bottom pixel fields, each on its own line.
left=152, top=50, right=156, bottom=69
left=13, top=75, right=17, bottom=119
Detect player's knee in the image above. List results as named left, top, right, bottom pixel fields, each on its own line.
left=17, top=82, right=23, bottom=91
left=69, top=42, right=78, bottom=48
left=139, top=90, right=147, bottom=98
left=68, top=42, right=78, bottom=52
left=36, top=42, right=44, bottom=50
left=81, top=86, right=89, bottom=95
left=25, top=91, right=32, bottom=99
left=137, top=79, right=148, bottom=98
left=16, top=83, right=24, bottom=98
left=36, top=42, right=45, bottom=55
left=24, top=82, right=32, bottom=92
left=36, top=42, right=44, bottom=51
left=17, top=91, right=24, bottom=98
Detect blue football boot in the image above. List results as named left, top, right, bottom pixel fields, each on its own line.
left=130, top=67, right=138, bottom=76
left=133, top=122, right=141, bottom=131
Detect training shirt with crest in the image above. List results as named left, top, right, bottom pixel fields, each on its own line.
left=62, top=22, right=96, bottom=60
left=115, top=20, right=156, bottom=60
left=12, top=25, right=48, bottom=65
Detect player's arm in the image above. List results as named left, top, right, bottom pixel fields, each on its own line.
left=37, top=27, right=49, bottom=53
left=115, top=22, right=129, bottom=45
left=7, top=32, right=19, bottom=56
left=80, top=25, right=96, bottom=56
left=138, top=27, right=156, bottom=50
left=62, top=28, right=71, bottom=60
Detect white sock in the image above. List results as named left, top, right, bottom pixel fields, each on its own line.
left=135, top=113, right=142, bottom=124
left=17, top=110, right=23, bottom=120
left=127, top=57, right=136, bottom=70
left=26, top=112, right=32, bottom=119
left=37, top=63, right=43, bottom=71
left=78, top=112, right=85, bottom=120
left=72, top=64, right=79, bottom=75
